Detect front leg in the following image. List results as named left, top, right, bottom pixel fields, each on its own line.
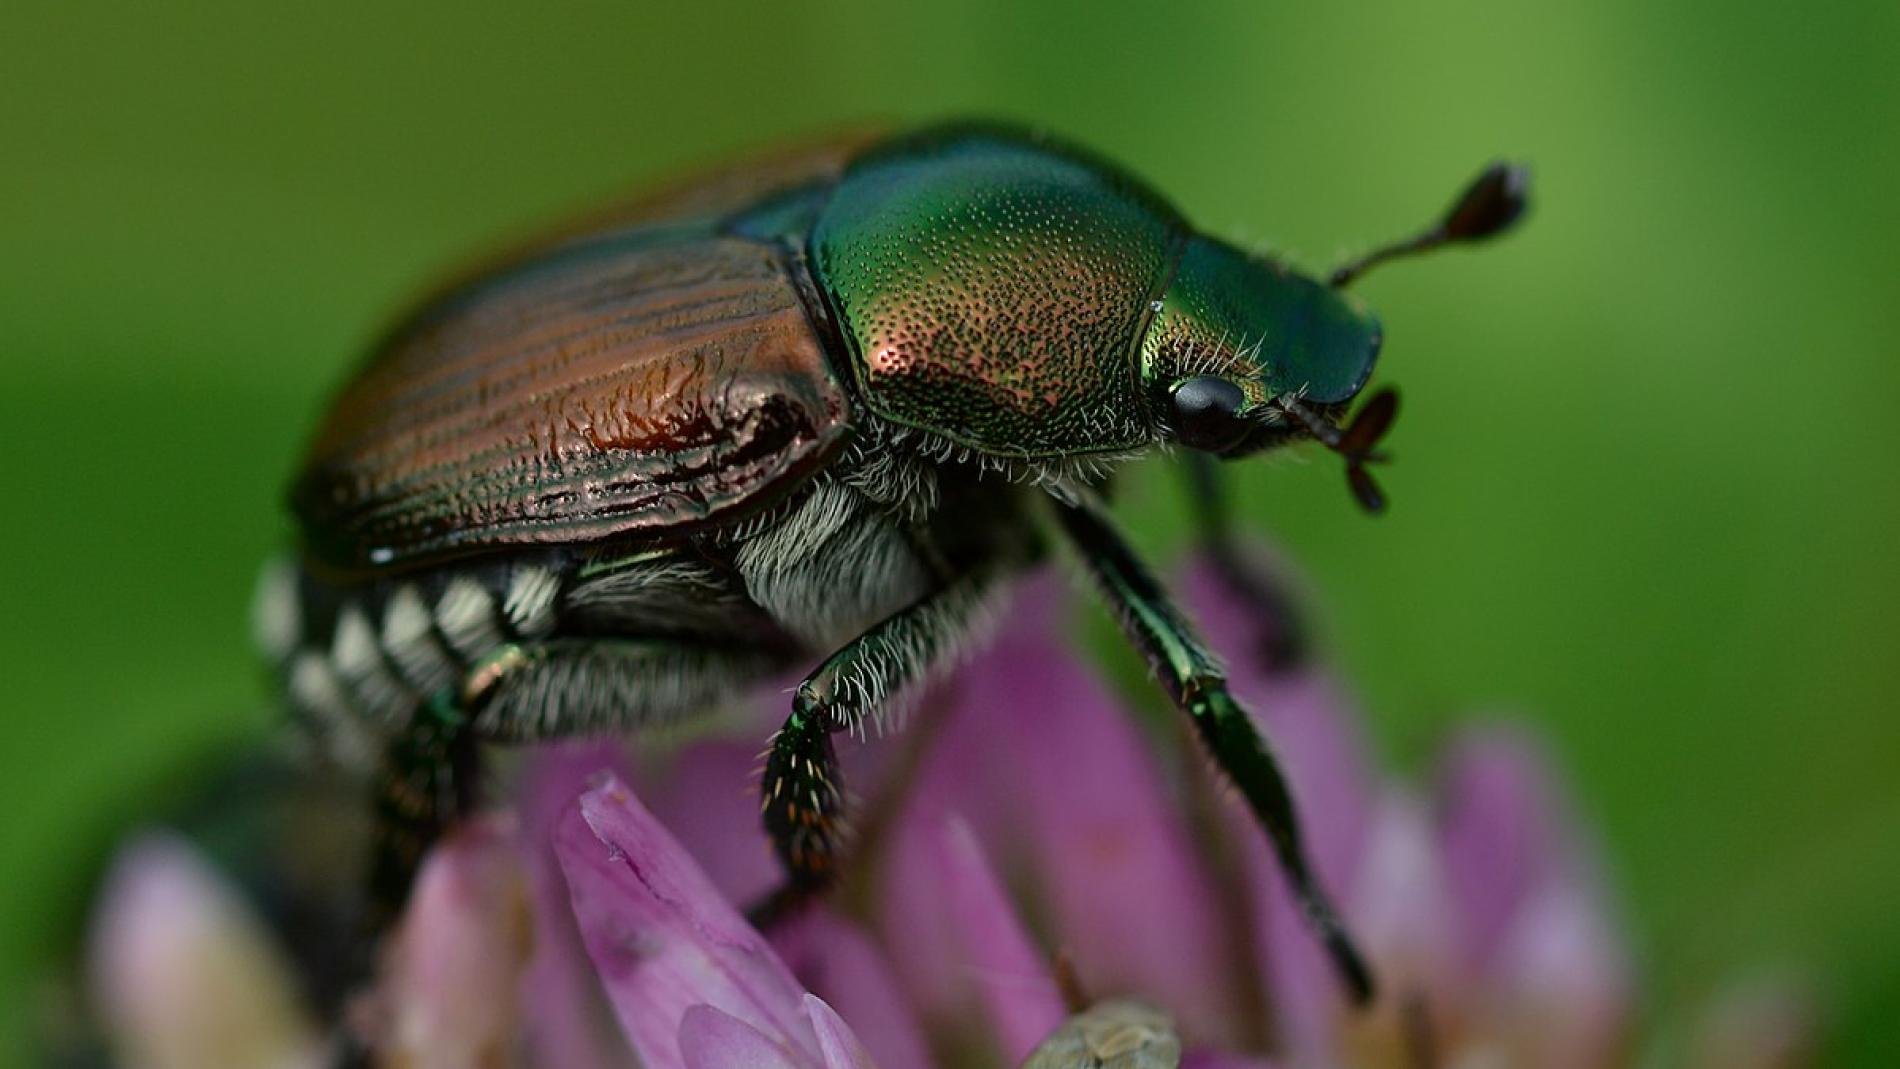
left=1051, top=493, right=1374, bottom=1006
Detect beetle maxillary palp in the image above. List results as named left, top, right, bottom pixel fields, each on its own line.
left=1277, top=388, right=1402, bottom=514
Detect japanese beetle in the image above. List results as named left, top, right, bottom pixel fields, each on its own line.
left=255, top=121, right=1527, bottom=1004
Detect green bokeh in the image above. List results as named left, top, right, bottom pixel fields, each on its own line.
left=5, top=1, right=1896, bottom=1063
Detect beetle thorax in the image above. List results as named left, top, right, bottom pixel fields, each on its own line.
left=810, top=129, right=1186, bottom=461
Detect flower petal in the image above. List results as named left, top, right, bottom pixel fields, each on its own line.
left=1181, top=557, right=1376, bottom=882
left=87, top=833, right=325, bottom=1069
left=883, top=570, right=1241, bottom=1042
left=880, top=809, right=1065, bottom=1064
left=644, top=738, right=782, bottom=907
left=1213, top=679, right=1376, bottom=1060
left=1183, top=557, right=1381, bottom=1054
left=679, top=1004, right=811, bottom=1069
left=556, top=774, right=816, bottom=1069
left=1491, top=871, right=1633, bottom=1068
left=518, top=743, right=640, bottom=1069
left=1435, top=726, right=1571, bottom=974
left=1352, top=792, right=1463, bottom=993
left=805, top=994, right=880, bottom=1069
left=360, top=818, right=531, bottom=1069
left=771, top=910, right=931, bottom=1069
left=1294, top=792, right=1462, bottom=1069
left=939, top=816, right=1068, bottom=1063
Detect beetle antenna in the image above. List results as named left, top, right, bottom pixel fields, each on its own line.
left=1277, top=388, right=1400, bottom=513
left=1328, top=162, right=1530, bottom=288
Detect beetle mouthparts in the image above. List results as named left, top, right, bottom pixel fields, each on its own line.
left=1277, top=388, right=1401, bottom=514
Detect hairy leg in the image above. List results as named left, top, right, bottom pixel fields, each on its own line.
left=754, top=573, right=995, bottom=920
left=367, top=638, right=776, bottom=924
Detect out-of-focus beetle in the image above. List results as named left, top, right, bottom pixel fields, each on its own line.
left=254, top=121, right=1528, bottom=1004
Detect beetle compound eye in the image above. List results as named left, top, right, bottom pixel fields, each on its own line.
left=1168, top=376, right=1252, bottom=453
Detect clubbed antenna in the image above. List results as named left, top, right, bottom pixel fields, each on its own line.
left=1329, top=162, right=1531, bottom=288
left=1277, top=388, right=1400, bottom=513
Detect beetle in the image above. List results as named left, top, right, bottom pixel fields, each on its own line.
left=254, top=121, right=1527, bottom=1005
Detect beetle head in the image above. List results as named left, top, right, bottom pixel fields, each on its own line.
left=1142, top=235, right=1387, bottom=472
left=1142, top=162, right=1529, bottom=512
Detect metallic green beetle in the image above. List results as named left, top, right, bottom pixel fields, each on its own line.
left=258, top=121, right=1527, bottom=1004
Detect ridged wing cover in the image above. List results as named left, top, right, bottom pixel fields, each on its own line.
left=292, top=233, right=851, bottom=571
left=811, top=126, right=1186, bottom=458
left=390, top=128, right=885, bottom=324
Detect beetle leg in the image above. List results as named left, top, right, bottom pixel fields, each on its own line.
left=368, top=638, right=772, bottom=928
left=366, top=690, right=477, bottom=937
left=1050, top=493, right=1374, bottom=1007
left=754, top=573, right=995, bottom=922
left=1181, top=452, right=1308, bottom=673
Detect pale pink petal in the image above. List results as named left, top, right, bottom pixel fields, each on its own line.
left=679, top=1004, right=811, bottom=1069
left=874, top=668, right=1026, bottom=1017
left=1181, top=558, right=1376, bottom=881
left=1214, top=679, right=1376, bottom=1060
left=939, top=817, right=1068, bottom=1063
left=880, top=570, right=1240, bottom=1041
left=359, top=818, right=530, bottom=1069
left=771, top=910, right=931, bottom=1069
left=518, top=743, right=639, bottom=1069
left=644, top=738, right=781, bottom=907
left=1296, top=794, right=1466, bottom=1068
left=876, top=584, right=1054, bottom=1016
left=557, top=775, right=815, bottom=1069
left=1490, top=871, right=1633, bottom=1069
left=805, top=994, right=880, bottom=1069
left=1183, top=558, right=1380, bottom=1053
left=986, top=611, right=1242, bottom=1041
left=87, top=833, right=325, bottom=1069
left=1435, top=726, right=1570, bottom=975
left=1351, top=792, right=1463, bottom=995
left=880, top=808, right=1067, bottom=1062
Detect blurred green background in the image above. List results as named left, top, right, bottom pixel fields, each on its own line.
left=5, top=1, right=1896, bottom=1063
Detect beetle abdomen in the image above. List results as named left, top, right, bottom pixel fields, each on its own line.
left=292, top=231, right=852, bottom=572
left=252, top=554, right=567, bottom=764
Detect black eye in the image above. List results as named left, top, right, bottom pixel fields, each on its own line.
left=1168, top=376, right=1252, bottom=453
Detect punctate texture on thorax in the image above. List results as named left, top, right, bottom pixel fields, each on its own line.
left=812, top=128, right=1186, bottom=458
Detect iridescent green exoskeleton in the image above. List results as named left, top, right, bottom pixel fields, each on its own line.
left=260, top=121, right=1528, bottom=1004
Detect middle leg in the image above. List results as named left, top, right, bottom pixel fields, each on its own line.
left=757, top=571, right=996, bottom=911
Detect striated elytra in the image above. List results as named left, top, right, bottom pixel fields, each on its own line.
left=262, top=121, right=1528, bottom=1008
